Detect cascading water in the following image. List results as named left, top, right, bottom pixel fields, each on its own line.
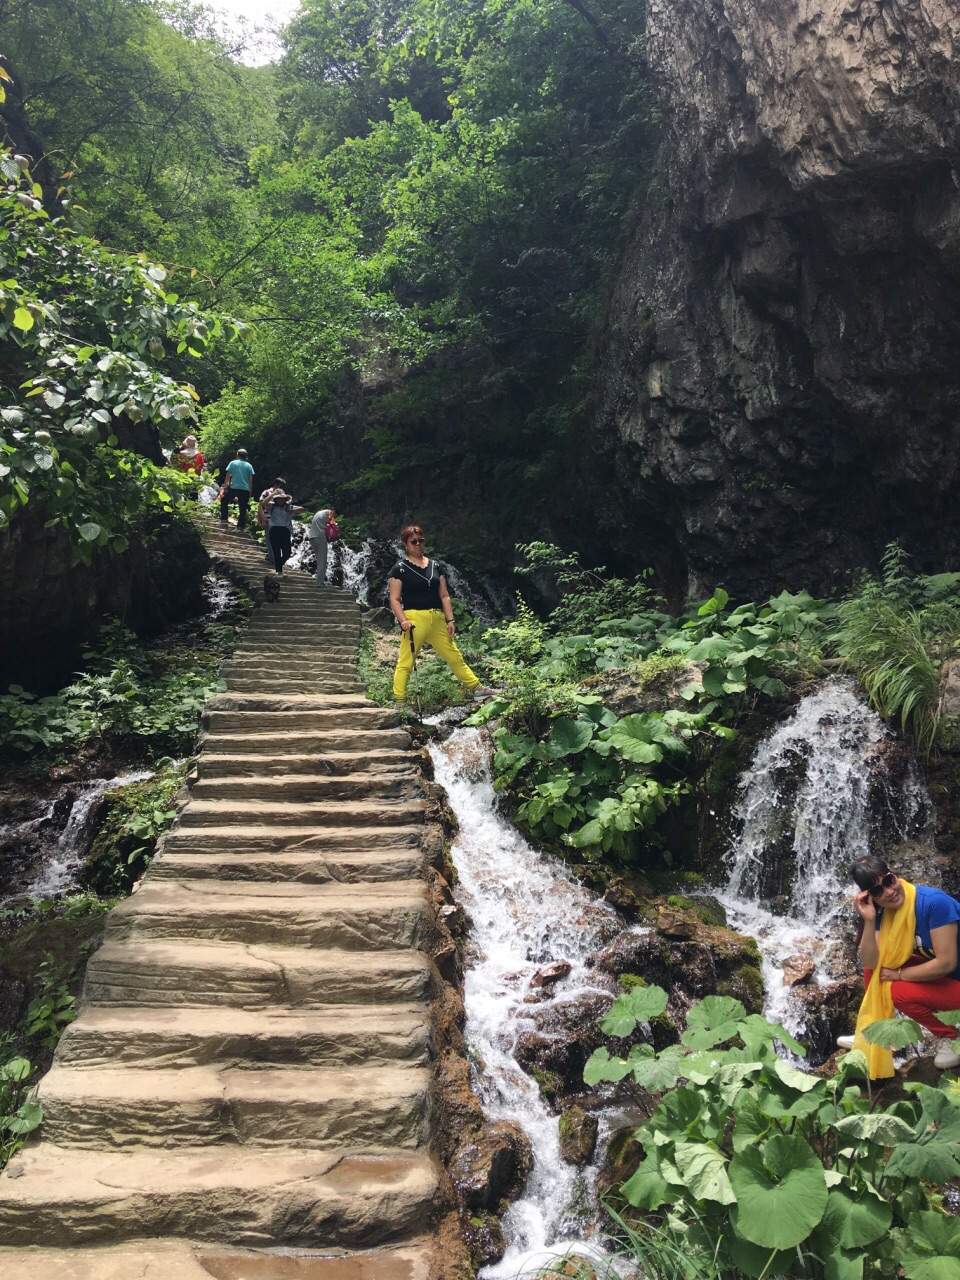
left=1, top=772, right=153, bottom=904
left=430, top=727, right=622, bottom=1277
left=715, top=678, right=928, bottom=1030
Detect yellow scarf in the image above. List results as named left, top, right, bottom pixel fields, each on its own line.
left=853, top=878, right=917, bottom=1079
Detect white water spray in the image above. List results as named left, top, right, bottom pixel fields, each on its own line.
left=716, top=678, right=926, bottom=1029
left=22, top=772, right=153, bottom=900
left=430, top=727, right=622, bottom=1277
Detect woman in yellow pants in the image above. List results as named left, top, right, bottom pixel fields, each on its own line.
left=388, top=524, right=493, bottom=705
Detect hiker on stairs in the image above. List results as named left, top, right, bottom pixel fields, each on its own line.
left=307, top=506, right=338, bottom=589
left=266, top=493, right=304, bottom=574
left=258, top=478, right=288, bottom=562
left=220, top=448, right=256, bottom=530
left=389, top=524, right=493, bottom=708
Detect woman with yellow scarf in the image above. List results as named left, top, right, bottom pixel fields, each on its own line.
left=838, top=855, right=960, bottom=1077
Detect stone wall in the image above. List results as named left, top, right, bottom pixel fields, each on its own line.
left=591, top=0, right=960, bottom=596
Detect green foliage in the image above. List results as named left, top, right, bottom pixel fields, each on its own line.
left=81, top=765, right=185, bottom=896
left=587, top=992, right=960, bottom=1279
left=0, top=622, right=225, bottom=757
left=20, top=954, right=76, bottom=1051
left=0, top=1052, right=42, bottom=1168
left=832, top=545, right=960, bottom=757
left=0, top=141, right=245, bottom=553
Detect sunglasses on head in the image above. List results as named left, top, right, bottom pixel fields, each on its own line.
left=407, top=537, right=424, bottom=545
left=867, top=871, right=898, bottom=899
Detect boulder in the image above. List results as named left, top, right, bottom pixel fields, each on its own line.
left=782, top=954, right=815, bottom=987
left=449, top=1120, right=533, bottom=1213
left=558, top=1105, right=599, bottom=1165
left=530, top=961, right=572, bottom=990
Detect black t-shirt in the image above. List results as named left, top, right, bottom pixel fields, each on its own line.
left=390, top=558, right=447, bottom=610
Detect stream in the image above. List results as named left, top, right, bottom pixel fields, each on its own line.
left=430, top=727, right=622, bottom=1276
left=429, top=678, right=931, bottom=1272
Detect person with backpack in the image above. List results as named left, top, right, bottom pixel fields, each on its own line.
left=266, top=493, right=304, bottom=574
left=220, top=448, right=255, bottom=530
left=388, top=524, right=493, bottom=708
left=307, top=507, right=339, bottom=588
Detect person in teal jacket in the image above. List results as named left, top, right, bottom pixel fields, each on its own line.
left=220, top=449, right=255, bottom=530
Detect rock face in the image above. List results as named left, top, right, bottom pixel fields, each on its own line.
left=593, top=0, right=960, bottom=596
left=0, top=508, right=208, bottom=690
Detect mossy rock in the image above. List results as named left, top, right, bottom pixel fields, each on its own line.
left=530, top=1066, right=564, bottom=1102
left=708, top=930, right=764, bottom=1012
left=80, top=767, right=184, bottom=897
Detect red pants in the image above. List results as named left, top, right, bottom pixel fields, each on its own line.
left=864, top=961, right=960, bottom=1039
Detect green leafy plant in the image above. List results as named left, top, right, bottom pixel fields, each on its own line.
left=0, top=1054, right=42, bottom=1168
left=831, top=545, right=960, bottom=756
left=587, top=987, right=960, bottom=1279
left=20, top=954, right=77, bottom=1050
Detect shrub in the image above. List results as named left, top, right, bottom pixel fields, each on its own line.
left=587, top=986, right=960, bottom=1279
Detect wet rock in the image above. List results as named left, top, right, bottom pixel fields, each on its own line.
left=461, top=1211, right=505, bottom=1267
left=599, top=923, right=764, bottom=1015
left=450, top=1120, right=533, bottom=1213
left=513, top=991, right=616, bottom=1102
left=782, top=954, right=815, bottom=987
left=531, top=961, right=572, bottom=990
left=603, top=874, right=657, bottom=918
left=597, top=1123, right=645, bottom=1199
left=558, top=1104, right=599, bottom=1165
left=884, top=839, right=960, bottom=901
left=656, top=907, right=699, bottom=939
left=790, top=976, right=863, bottom=1065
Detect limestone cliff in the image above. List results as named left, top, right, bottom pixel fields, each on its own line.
left=592, top=0, right=960, bottom=596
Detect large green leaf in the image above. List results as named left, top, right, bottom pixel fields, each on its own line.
left=738, top=1013, right=807, bottom=1058
left=819, top=1186, right=891, bottom=1250
left=724, top=1230, right=796, bottom=1279
left=756, top=1078, right=823, bottom=1121
left=732, top=1091, right=770, bottom=1154
left=903, top=1211, right=960, bottom=1280
left=910, top=1084, right=960, bottom=1144
left=620, top=1154, right=670, bottom=1211
left=860, top=1017, right=924, bottom=1049
left=831, top=1112, right=916, bottom=1146
left=728, top=1133, right=828, bottom=1249
left=599, top=984, right=668, bottom=1037
left=582, top=1046, right=632, bottom=1086
left=674, top=1141, right=735, bottom=1205
left=681, top=995, right=745, bottom=1050
left=884, top=1142, right=960, bottom=1182
left=772, top=1058, right=821, bottom=1093
left=545, top=717, right=594, bottom=758
left=630, top=1043, right=689, bottom=1092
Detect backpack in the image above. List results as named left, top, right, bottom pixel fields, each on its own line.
left=324, top=515, right=340, bottom=543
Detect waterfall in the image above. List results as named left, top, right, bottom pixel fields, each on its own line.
left=429, top=727, right=622, bottom=1277
left=715, top=678, right=927, bottom=1030
left=2, top=772, right=153, bottom=904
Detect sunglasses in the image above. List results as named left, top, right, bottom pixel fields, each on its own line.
left=867, top=872, right=898, bottom=899
left=407, top=537, right=424, bottom=545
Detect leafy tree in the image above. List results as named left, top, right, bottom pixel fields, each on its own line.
left=0, top=136, right=244, bottom=554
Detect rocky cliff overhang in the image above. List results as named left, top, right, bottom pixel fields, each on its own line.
left=593, top=0, right=960, bottom=596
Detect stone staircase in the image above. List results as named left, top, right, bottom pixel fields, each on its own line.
left=0, top=523, right=442, bottom=1279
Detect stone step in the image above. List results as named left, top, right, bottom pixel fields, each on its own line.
left=56, top=1005, right=430, bottom=1069
left=205, top=691, right=375, bottom=709
left=149, top=848, right=423, bottom=883
left=189, top=774, right=418, bottom=804
left=0, top=1239, right=436, bottom=1278
left=161, top=825, right=423, bottom=854
left=224, top=678, right=366, bottom=694
left=0, top=1145, right=437, bottom=1248
left=83, top=940, right=434, bottom=1008
left=176, top=799, right=423, bottom=828
left=204, top=709, right=400, bottom=734
left=197, top=751, right=416, bottom=777
left=37, top=1062, right=431, bottom=1150
left=221, top=665, right=360, bottom=675
left=105, top=881, right=433, bottom=950
left=199, top=730, right=411, bottom=755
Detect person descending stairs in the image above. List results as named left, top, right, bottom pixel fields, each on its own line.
left=0, top=521, right=442, bottom=1279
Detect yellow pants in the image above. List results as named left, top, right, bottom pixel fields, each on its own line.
left=393, top=608, right=479, bottom=700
